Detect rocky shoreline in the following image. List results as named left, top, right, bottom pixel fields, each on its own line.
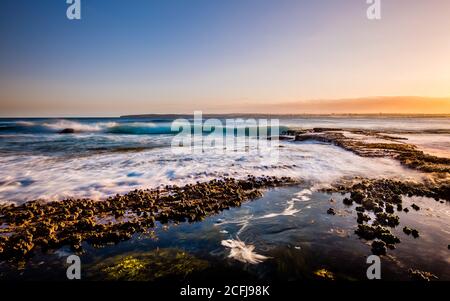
left=283, top=128, right=450, bottom=174
left=323, top=178, right=449, bottom=256
left=0, top=176, right=295, bottom=261
left=284, top=127, right=450, bottom=280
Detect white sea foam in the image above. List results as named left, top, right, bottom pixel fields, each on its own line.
left=258, top=189, right=312, bottom=219
left=221, top=239, right=269, bottom=264
left=0, top=141, right=425, bottom=203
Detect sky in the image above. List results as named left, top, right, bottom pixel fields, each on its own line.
left=0, top=0, right=450, bottom=117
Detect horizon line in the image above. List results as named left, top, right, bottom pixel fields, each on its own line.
left=1, top=113, right=450, bottom=119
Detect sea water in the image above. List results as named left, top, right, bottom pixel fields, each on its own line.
left=0, top=116, right=448, bottom=203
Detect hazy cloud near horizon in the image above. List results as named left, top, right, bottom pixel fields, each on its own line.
left=235, top=97, right=450, bottom=115
left=1, top=96, right=449, bottom=117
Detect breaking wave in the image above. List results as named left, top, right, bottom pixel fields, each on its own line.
left=0, top=119, right=284, bottom=136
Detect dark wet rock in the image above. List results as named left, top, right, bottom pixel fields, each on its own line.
left=375, top=212, right=399, bottom=227
left=373, top=206, right=383, bottom=213
left=355, top=224, right=392, bottom=241
left=411, top=203, right=420, bottom=211
left=59, top=128, right=75, bottom=134
left=390, top=194, right=403, bottom=204
left=313, top=128, right=343, bottom=133
left=362, top=199, right=378, bottom=211
left=396, top=204, right=403, bottom=211
left=403, top=207, right=409, bottom=213
left=380, top=232, right=400, bottom=244
left=403, top=227, right=412, bottom=235
left=327, top=208, right=336, bottom=215
left=371, top=240, right=387, bottom=256
left=355, top=224, right=378, bottom=240
left=350, top=190, right=365, bottom=204
left=408, top=269, right=438, bottom=281
left=343, top=198, right=353, bottom=206
left=385, top=203, right=394, bottom=214
left=277, top=135, right=295, bottom=141
left=355, top=206, right=365, bottom=212
left=356, top=212, right=370, bottom=224
left=403, top=227, right=419, bottom=238
left=387, top=244, right=396, bottom=250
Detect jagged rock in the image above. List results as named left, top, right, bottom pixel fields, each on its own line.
left=355, top=206, right=365, bottom=212
left=375, top=212, right=399, bottom=227
left=327, top=208, right=336, bottom=215
left=357, top=212, right=371, bottom=224
left=385, top=203, right=394, bottom=214
left=403, top=227, right=419, bottom=238
left=371, top=240, right=387, bottom=255
left=343, top=198, right=353, bottom=206
left=403, top=227, right=412, bottom=235
left=411, top=203, right=420, bottom=211
left=380, top=232, right=400, bottom=244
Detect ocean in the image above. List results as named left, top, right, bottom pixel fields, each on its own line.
left=0, top=116, right=449, bottom=203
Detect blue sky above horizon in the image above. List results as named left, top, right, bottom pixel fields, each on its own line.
left=1, top=0, right=450, bottom=116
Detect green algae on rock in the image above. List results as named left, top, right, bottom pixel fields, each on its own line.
left=90, top=249, right=209, bottom=281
